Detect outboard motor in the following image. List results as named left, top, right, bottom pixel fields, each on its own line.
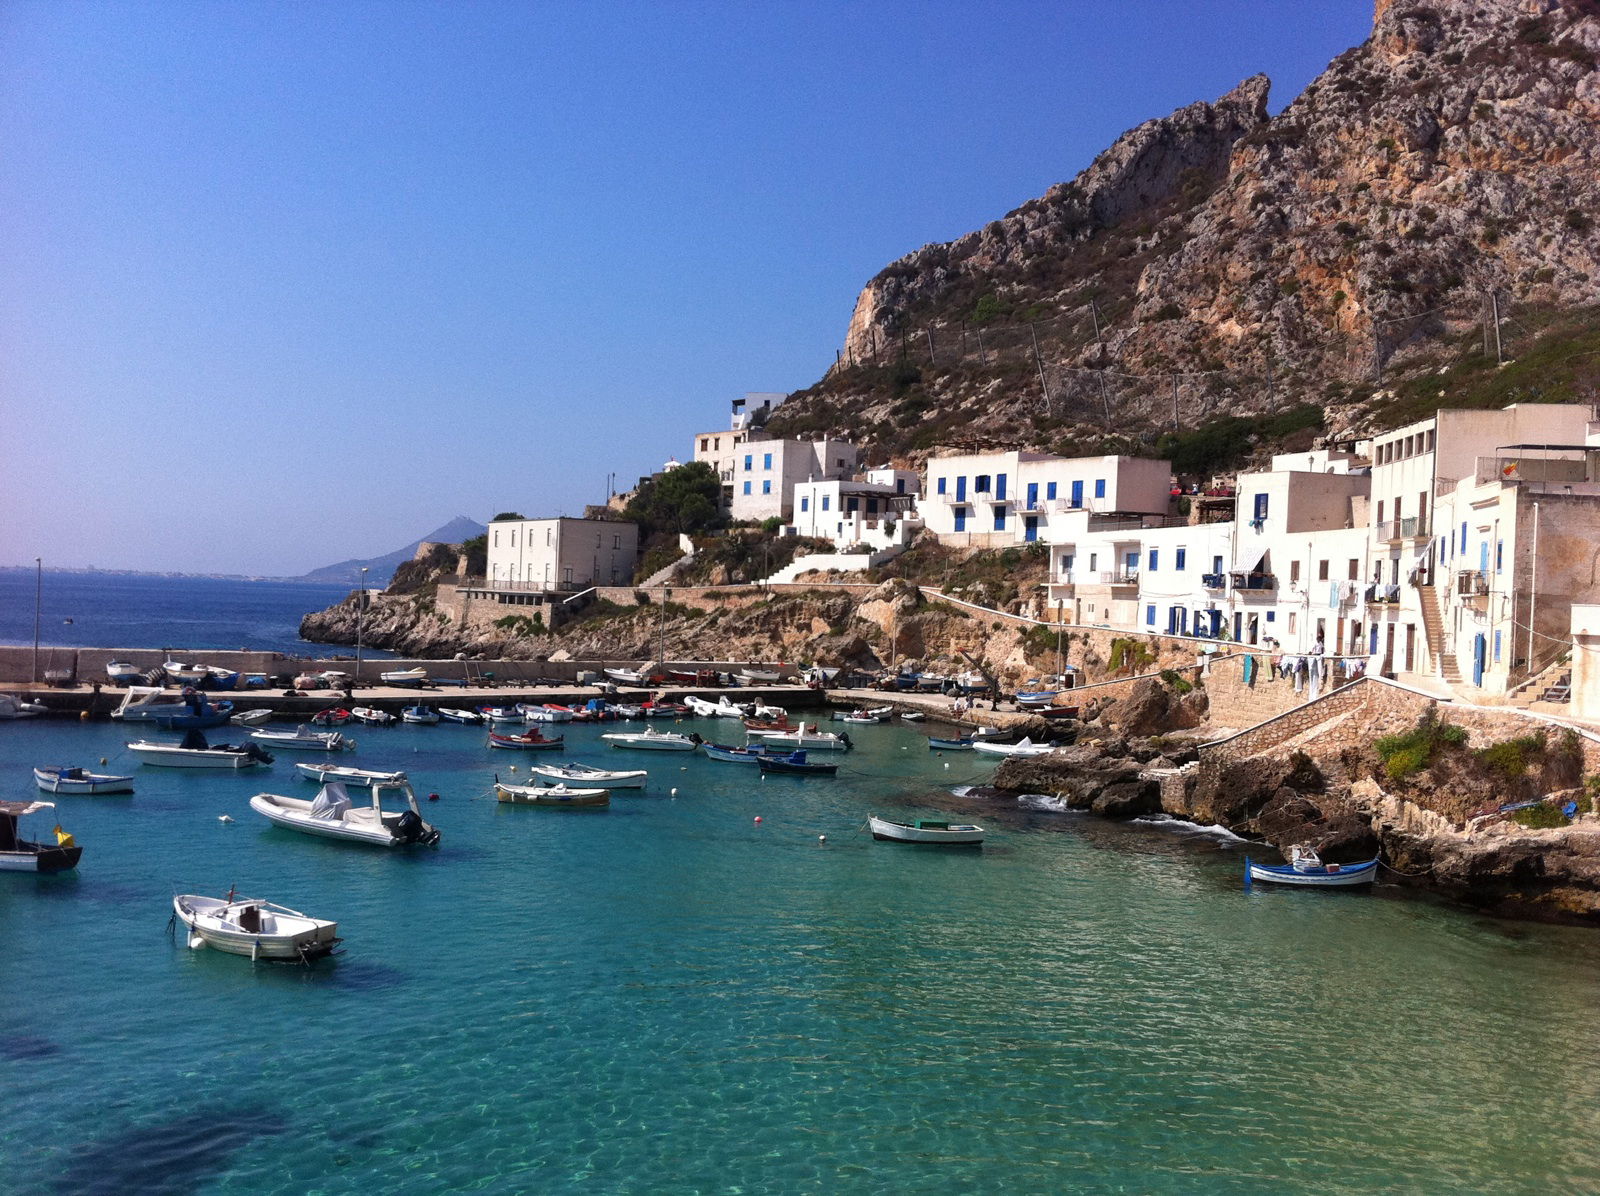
left=392, top=810, right=438, bottom=846
left=688, top=732, right=703, bottom=745
left=245, top=743, right=274, bottom=765
left=840, top=732, right=854, bottom=751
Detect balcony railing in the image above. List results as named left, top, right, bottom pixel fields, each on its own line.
left=1230, top=572, right=1276, bottom=592
left=1382, top=515, right=1428, bottom=542
left=1365, top=583, right=1401, bottom=604
left=1089, top=571, right=1140, bottom=587
left=1201, top=572, right=1226, bottom=590
left=1455, top=570, right=1489, bottom=598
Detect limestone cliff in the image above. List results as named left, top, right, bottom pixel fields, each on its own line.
left=772, top=0, right=1600, bottom=457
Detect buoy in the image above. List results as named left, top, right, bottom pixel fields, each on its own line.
left=100, top=757, right=108, bottom=766
left=818, top=834, right=827, bottom=843
left=81, top=711, right=89, bottom=722
left=754, top=816, right=762, bottom=823
left=944, top=762, right=950, bottom=769
left=428, top=793, right=440, bottom=802
left=670, top=787, right=678, bottom=796
left=218, top=814, right=234, bottom=823
left=509, top=764, right=517, bottom=772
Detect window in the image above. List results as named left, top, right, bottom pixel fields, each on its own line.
left=1494, top=630, right=1502, bottom=662
left=1288, top=612, right=1297, bottom=633
left=1460, top=521, right=1467, bottom=552
left=492, top=529, right=498, bottom=547
left=1094, top=479, right=1106, bottom=499
left=937, top=477, right=946, bottom=495
left=1348, top=559, right=1359, bottom=580
left=800, top=496, right=809, bottom=512
left=1063, top=553, right=1075, bottom=574
left=1146, top=604, right=1156, bottom=627
left=1495, top=540, right=1503, bottom=573
left=974, top=474, right=991, bottom=493
left=1266, top=611, right=1276, bottom=622
left=1148, top=550, right=1158, bottom=572
left=762, top=480, right=771, bottom=495
left=1046, top=482, right=1057, bottom=501
left=743, top=454, right=752, bottom=471
left=1089, top=553, right=1098, bottom=571
left=866, top=499, right=878, bottom=514
left=1253, top=493, right=1269, bottom=523
left=763, top=452, right=772, bottom=470
left=953, top=506, right=966, bottom=533
left=995, top=473, right=1007, bottom=501
left=743, top=481, right=751, bottom=495
left=1290, top=561, right=1301, bottom=584
left=1175, top=548, right=1187, bottom=571
left=699, top=438, right=708, bottom=451
left=993, top=509, right=1006, bottom=531
left=1376, top=500, right=1385, bottom=525
left=613, top=535, right=622, bottom=549
left=846, top=497, right=859, bottom=512
left=1318, top=560, right=1330, bottom=581
left=821, top=496, right=830, bottom=511
left=1426, top=430, right=1435, bottom=452
left=1213, top=555, right=1224, bottom=574
left=1126, top=552, right=1140, bottom=573
left=895, top=479, right=905, bottom=494
left=1070, top=480, right=1083, bottom=508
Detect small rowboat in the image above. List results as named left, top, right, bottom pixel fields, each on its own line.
left=868, top=816, right=984, bottom=846
left=295, top=763, right=408, bottom=786
left=351, top=707, right=396, bottom=727
left=105, top=660, right=143, bottom=685
left=479, top=706, right=523, bottom=725
left=311, top=708, right=351, bottom=726
left=487, top=730, right=565, bottom=751
left=250, top=726, right=351, bottom=752
left=230, top=709, right=273, bottom=727
left=173, top=892, right=340, bottom=962
left=971, top=736, right=1056, bottom=758
left=1245, top=846, right=1378, bottom=889
left=379, top=667, right=429, bottom=687
left=530, top=763, right=648, bottom=789
left=129, top=732, right=275, bottom=769
left=494, top=781, right=610, bottom=808
left=928, top=737, right=975, bottom=751
left=33, top=766, right=135, bottom=795
left=0, top=801, right=81, bottom=872
left=438, top=708, right=481, bottom=724
left=757, top=751, right=837, bottom=777
left=401, top=705, right=440, bottom=725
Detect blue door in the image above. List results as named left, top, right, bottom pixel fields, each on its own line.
left=1026, top=482, right=1038, bottom=510
left=1479, top=541, right=1488, bottom=573
left=1024, top=516, right=1038, bottom=542
left=955, top=476, right=967, bottom=502
left=954, top=506, right=967, bottom=533
left=995, top=473, right=1007, bottom=501
left=1473, top=634, right=1486, bottom=687
left=1070, top=480, right=1083, bottom=508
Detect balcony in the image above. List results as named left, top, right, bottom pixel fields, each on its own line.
left=1201, top=572, right=1226, bottom=590
left=1455, top=570, right=1489, bottom=602
left=1365, top=583, right=1401, bottom=605
left=1230, top=571, right=1276, bottom=593
left=1091, top=570, right=1140, bottom=588
left=1381, top=515, right=1428, bottom=543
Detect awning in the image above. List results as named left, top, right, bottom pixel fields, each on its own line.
left=0, top=800, right=54, bottom=818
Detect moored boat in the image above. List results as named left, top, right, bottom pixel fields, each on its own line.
left=757, top=751, right=838, bottom=777
left=927, top=737, right=976, bottom=751
left=401, top=705, right=441, bottom=725
left=173, top=891, right=341, bottom=962
left=351, top=707, right=397, bottom=727
left=438, top=707, right=482, bottom=724
left=529, top=763, right=648, bottom=789
left=868, top=816, right=984, bottom=846
left=493, top=780, right=610, bottom=808
left=230, top=708, right=274, bottom=727
left=153, top=692, right=234, bottom=729
left=33, top=766, right=135, bottom=795
left=311, top=707, right=351, bottom=726
left=479, top=706, right=523, bottom=724
left=250, top=779, right=440, bottom=847
left=110, top=686, right=195, bottom=722
left=295, top=762, right=408, bottom=786
left=105, top=660, right=143, bottom=685
left=0, top=801, right=81, bottom=872
left=1245, top=846, right=1379, bottom=889
left=684, top=696, right=720, bottom=717
left=129, top=730, right=274, bottom=768
left=0, top=695, right=48, bottom=719
left=971, top=736, right=1056, bottom=759
left=601, top=728, right=699, bottom=751
left=738, top=668, right=782, bottom=684
left=486, top=729, right=565, bottom=751
left=379, top=667, right=429, bottom=687
left=746, top=725, right=853, bottom=751
left=700, top=742, right=774, bottom=763
left=250, top=726, right=351, bottom=752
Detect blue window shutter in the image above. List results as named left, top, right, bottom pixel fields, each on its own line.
left=763, top=452, right=772, bottom=469
left=1047, top=482, right=1057, bottom=500
left=993, top=509, right=1006, bottom=531
left=743, top=482, right=751, bottom=495
left=954, top=507, right=966, bottom=532
left=762, top=480, right=771, bottom=494
left=1494, top=630, right=1502, bottom=662
left=937, top=477, right=946, bottom=494
left=1495, top=541, right=1503, bottom=573
left=1254, top=493, right=1269, bottom=521
left=744, top=454, right=752, bottom=471
left=1176, top=549, right=1186, bottom=571
left=1146, top=605, right=1155, bottom=626
left=1148, top=550, right=1158, bottom=571
left=800, top=497, right=809, bottom=512
left=996, top=473, right=1007, bottom=500
left=1070, top=480, right=1083, bottom=507
left=1027, top=482, right=1038, bottom=508
left=821, top=496, right=829, bottom=510
left=1094, top=479, right=1105, bottom=499
left=1460, top=521, right=1467, bottom=551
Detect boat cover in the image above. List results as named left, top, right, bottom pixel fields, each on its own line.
left=180, top=729, right=211, bottom=750
left=311, top=784, right=353, bottom=820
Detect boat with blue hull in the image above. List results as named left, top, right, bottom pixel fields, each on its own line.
left=701, top=742, right=788, bottom=763
left=928, top=737, right=975, bottom=751
left=757, top=751, right=838, bottom=777
left=1245, top=847, right=1379, bottom=889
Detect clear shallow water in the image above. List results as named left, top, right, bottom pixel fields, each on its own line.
left=0, top=571, right=372, bottom=657
left=3, top=717, right=1599, bottom=1193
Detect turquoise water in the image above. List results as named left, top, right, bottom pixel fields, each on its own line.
left=4, top=716, right=1600, bottom=1193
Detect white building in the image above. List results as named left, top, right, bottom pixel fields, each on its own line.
left=920, top=451, right=1172, bottom=547
left=726, top=437, right=857, bottom=523
left=791, top=468, right=922, bottom=551
left=485, top=516, right=639, bottom=592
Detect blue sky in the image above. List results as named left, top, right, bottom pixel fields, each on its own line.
left=1, top=0, right=1371, bottom=575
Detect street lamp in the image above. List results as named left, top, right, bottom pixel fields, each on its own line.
left=658, top=584, right=669, bottom=666
left=1055, top=599, right=1065, bottom=679
left=32, top=557, right=41, bottom=685
left=356, top=566, right=368, bottom=685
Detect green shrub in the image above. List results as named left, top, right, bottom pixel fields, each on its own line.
left=1476, top=731, right=1547, bottom=780
left=1374, top=709, right=1468, bottom=782
left=1109, top=638, right=1156, bottom=674
left=1511, top=803, right=1568, bottom=830
left=1160, top=668, right=1193, bottom=695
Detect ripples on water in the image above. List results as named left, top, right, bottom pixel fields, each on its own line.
left=2, top=717, right=1598, bottom=1192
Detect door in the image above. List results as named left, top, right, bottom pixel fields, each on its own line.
left=1026, top=482, right=1038, bottom=510
left=1405, top=624, right=1416, bottom=672
left=1234, top=613, right=1243, bottom=641
left=956, top=476, right=967, bottom=502
left=1070, top=480, right=1083, bottom=508
left=1385, top=624, right=1395, bottom=672
left=1473, top=633, right=1486, bottom=687
left=1024, top=516, right=1038, bottom=542
left=953, top=506, right=967, bottom=533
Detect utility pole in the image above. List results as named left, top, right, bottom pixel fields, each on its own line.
left=1090, top=297, right=1103, bottom=342
left=32, top=557, right=41, bottom=685
left=356, top=566, right=368, bottom=685
left=1097, top=369, right=1112, bottom=424
left=1171, top=373, right=1180, bottom=430
left=1030, top=322, right=1052, bottom=413
left=925, top=328, right=937, bottom=366
left=1490, top=290, right=1504, bottom=365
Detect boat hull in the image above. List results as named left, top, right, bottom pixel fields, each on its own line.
left=0, top=844, right=82, bottom=872
left=868, top=816, right=984, bottom=846
left=127, top=745, right=264, bottom=769
left=173, top=896, right=340, bottom=960
left=248, top=796, right=433, bottom=847
left=33, top=768, right=135, bottom=795
left=602, top=735, right=697, bottom=751
left=529, top=766, right=647, bottom=789
left=487, top=733, right=564, bottom=750
left=1246, top=858, right=1379, bottom=887
left=494, top=784, right=610, bottom=808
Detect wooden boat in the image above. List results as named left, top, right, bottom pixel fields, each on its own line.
left=971, top=736, right=1056, bottom=758
left=604, top=667, right=647, bottom=685
left=747, top=726, right=853, bottom=751
left=250, top=726, right=351, bottom=752
left=486, top=729, right=565, bottom=751
left=700, top=742, right=771, bottom=763
left=901, top=711, right=926, bottom=722
left=379, top=667, right=429, bottom=686
left=1245, top=846, right=1379, bottom=889
left=868, top=816, right=984, bottom=846
left=162, top=661, right=210, bottom=685
left=837, top=708, right=889, bottom=724
left=250, top=779, right=440, bottom=847
left=738, top=668, right=782, bottom=684
left=129, top=731, right=275, bottom=768
left=105, top=660, right=143, bottom=685
left=530, top=763, right=648, bottom=789
left=479, top=706, right=523, bottom=724
left=927, top=737, right=975, bottom=750
left=230, top=708, right=273, bottom=727
left=401, top=705, right=440, bottom=725
left=295, top=762, right=408, bottom=786
left=757, top=751, right=838, bottom=776
left=0, top=801, right=82, bottom=871
left=642, top=701, right=689, bottom=718
left=351, top=707, right=397, bottom=727
left=0, top=695, right=47, bottom=720
left=493, top=780, right=610, bottom=808
left=173, top=891, right=340, bottom=962
left=742, top=717, right=796, bottom=732
left=33, top=766, right=135, bottom=795
left=601, top=728, right=699, bottom=751
left=668, top=668, right=720, bottom=686
left=311, top=707, right=351, bottom=726
left=438, top=707, right=482, bottom=724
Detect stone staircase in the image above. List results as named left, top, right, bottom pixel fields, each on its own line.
left=1506, top=659, right=1572, bottom=709
left=1415, top=585, right=1463, bottom=686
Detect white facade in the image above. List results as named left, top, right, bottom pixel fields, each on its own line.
left=486, top=517, right=639, bottom=591
left=920, top=451, right=1172, bottom=548
left=791, top=468, right=922, bottom=551
left=728, top=437, right=857, bottom=522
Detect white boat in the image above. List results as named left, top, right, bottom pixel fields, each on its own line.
left=0, top=801, right=81, bottom=872
left=109, top=686, right=192, bottom=722
left=604, top=667, right=647, bottom=685
left=523, top=704, right=575, bottom=723
left=438, top=708, right=481, bottom=724
left=295, top=762, right=408, bottom=786
left=838, top=706, right=892, bottom=724
left=868, top=815, right=985, bottom=846
left=747, top=725, right=853, bottom=751
left=1245, top=846, right=1379, bottom=889
left=173, top=891, right=341, bottom=962
left=230, top=709, right=274, bottom=727
left=351, top=707, right=397, bottom=726
left=401, top=705, right=440, bottom=725
left=162, top=661, right=210, bottom=685
left=128, top=731, right=274, bottom=769
left=250, top=725, right=351, bottom=752
left=493, top=781, right=610, bottom=808
left=0, top=695, right=47, bottom=720
left=901, top=711, right=927, bottom=722
left=739, top=668, right=782, bottom=684
left=971, top=736, right=1057, bottom=758
left=600, top=728, right=700, bottom=752
left=379, top=667, right=429, bottom=686
left=530, top=763, right=648, bottom=789
left=250, top=779, right=440, bottom=847
left=479, top=706, right=523, bottom=724
left=33, top=766, right=135, bottom=795
left=684, top=696, right=720, bottom=717
left=105, top=660, right=143, bottom=685
left=713, top=697, right=753, bottom=718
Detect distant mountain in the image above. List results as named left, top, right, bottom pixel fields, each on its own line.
left=295, top=516, right=487, bottom=586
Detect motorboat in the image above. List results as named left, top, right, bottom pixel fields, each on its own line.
left=714, top=698, right=753, bottom=718
left=250, top=779, right=440, bottom=847
left=837, top=707, right=891, bottom=724
left=200, top=666, right=240, bottom=690
left=493, top=781, right=610, bottom=808
left=401, top=705, right=441, bottom=725
left=971, top=736, right=1057, bottom=759
left=1245, top=846, right=1379, bottom=889
left=33, top=766, right=135, bottom=795
left=700, top=742, right=772, bottom=763
left=230, top=709, right=274, bottom=727
left=610, top=703, right=645, bottom=719
left=757, top=751, right=838, bottom=777
left=311, top=707, right=351, bottom=726
left=738, top=668, right=782, bottom=685
left=928, top=737, right=976, bottom=751
left=153, top=693, right=234, bottom=729
left=521, top=704, right=572, bottom=724
left=746, top=726, right=853, bottom=751
left=529, top=763, right=648, bottom=789
left=868, top=816, right=984, bottom=846
left=0, top=695, right=47, bottom=720
left=129, top=730, right=275, bottom=768
left=295, top=762, right=408, bottom=786
left=162, top=661, right=210, bottom=686
left=486, top=729, right=565, bottom=751
left=683, top=696, right=720, bottom=717
left=379, top=667, right=429, bottom=687
left=603, top=667, right=647, bottom=685
left=438, top=707, right=481, bottom=724
left=601, top=728, right=700, bottom=752
left=173, top=891, right=341, bottom=962
left=250, top=726, right=351, bottom=752
left=351, top=707, right=397, bottom=727
left=0, top=801, right=81, bottom=872
left=105, top=660, right=143, bottom=685
left=110, top=686, right=194, bottom=722
left=901, top=711, right=927, bottom=722
left=479, top=706, right=523, bottom=724
left=642, top=701, right=690, bottom=718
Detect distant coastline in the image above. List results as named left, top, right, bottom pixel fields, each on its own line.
left=0, top=564, right=332, bottom=585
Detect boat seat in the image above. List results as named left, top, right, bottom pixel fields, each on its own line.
left=236, top=905, right=262, bottom=933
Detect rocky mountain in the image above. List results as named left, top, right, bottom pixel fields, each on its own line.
left=294, top=516, right=487, bottom=586
left=770, top=0, right=1600, bottom=463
